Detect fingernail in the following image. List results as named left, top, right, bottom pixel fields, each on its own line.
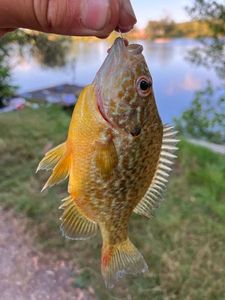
left=123, top=0, right=137, bottom=23
left=81, top=0, right=110, bottom=31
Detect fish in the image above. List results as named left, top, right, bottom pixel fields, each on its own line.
left=36, top=37, right=178, bottom=288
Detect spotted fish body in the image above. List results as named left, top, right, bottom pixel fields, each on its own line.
left=37, top=38, right=178, bottom=288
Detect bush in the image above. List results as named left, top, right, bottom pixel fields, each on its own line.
left=175, top=83, right=225, bottom=144
left=175, top=0, right=225, bottom=144
left=0, top=53, right=16, bottom=107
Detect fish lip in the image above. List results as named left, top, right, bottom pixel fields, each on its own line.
left=127, top=44, right=143, bottom=55
left=107, top=38, right=129, bottom=53
left=109, top=37, right=143, bottom=56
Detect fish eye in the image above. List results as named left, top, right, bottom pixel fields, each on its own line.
left=136, top=76, right=152, bottom=97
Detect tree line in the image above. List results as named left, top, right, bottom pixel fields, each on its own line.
left=144, top=19, right=219, bottom=39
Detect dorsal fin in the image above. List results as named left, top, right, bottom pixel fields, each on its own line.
left=133, top=124, right=179, bottom=218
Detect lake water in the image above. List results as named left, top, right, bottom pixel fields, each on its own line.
left=10, top=38, right=220, bottom=123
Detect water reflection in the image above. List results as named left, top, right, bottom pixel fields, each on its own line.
left=10, top=38, right=220, bottom=123
left=143, top=41, right=176, bottom=66
left=166, top=73, right=202, bottom=96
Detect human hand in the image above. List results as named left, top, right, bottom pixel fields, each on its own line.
left=0, top=0, right=136, bottom=37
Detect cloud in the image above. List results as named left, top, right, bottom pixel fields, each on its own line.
left=182, top=74, right=202, bottom=91
left=166, top=73, right=202, bottom=95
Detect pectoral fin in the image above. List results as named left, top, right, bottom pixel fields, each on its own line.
left=36, top=142, right=66, bottom=172
left=95, top=139, right=118, bottom=178
left=37, top=142, right=71, bottom=192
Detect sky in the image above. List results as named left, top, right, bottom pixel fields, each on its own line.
left=131, top=0, right=190, bottom=28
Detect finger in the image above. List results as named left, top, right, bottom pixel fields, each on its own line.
left=91, top=0, right=120, bottom=38
left=48, top=0, right=120, bottom=38
left=117, top=0, right=137, bottom=32
left=0, top=0, right=132, bottom=38
left=0, top=0, right=120, bottom=37
left=0, top=28, right=15, bottom=37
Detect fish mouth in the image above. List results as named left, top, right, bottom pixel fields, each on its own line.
left=127, top=43, right=143, bottom=55
left=107, top=38, right=143, bottom=56
left=107, top=38, right=129, bottom=53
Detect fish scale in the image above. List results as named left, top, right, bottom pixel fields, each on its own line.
left=37, top=37, right=178, bottom=289
left=82, top=121, right=162, bottom=240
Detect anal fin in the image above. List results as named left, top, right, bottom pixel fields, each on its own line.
left=59, top=196, right=98, bottom=240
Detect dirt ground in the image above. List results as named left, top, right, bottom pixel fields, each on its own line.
left=0, top=207, right=95, bottom=300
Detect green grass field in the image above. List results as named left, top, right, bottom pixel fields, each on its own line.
left=0, top=106, right=225, bottom=300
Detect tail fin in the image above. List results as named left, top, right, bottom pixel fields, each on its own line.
left=36, top=142, right=71, bottom=191
left=101, top=239, right=148, bottom=288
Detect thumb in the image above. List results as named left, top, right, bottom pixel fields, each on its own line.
left=45, top=0, right=120, bottom=37
left=0, top=0, right=122, bottom=38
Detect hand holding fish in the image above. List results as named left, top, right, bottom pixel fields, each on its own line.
left=0, top=0, right=136, bottom=37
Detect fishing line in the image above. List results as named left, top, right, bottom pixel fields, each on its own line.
left=118, top=28, right=124, bottom=40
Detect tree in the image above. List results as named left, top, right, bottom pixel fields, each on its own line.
left=146, top=18, right=176, bottom=39
left=175, top=83, right=225, bottom=143
left=186, top=0, right=225, bottom=78
left=0, top=39, right=16, bottom=106
left=0, top=30, right=71, bottom=106
left=175, top=0, right=225, bottom=144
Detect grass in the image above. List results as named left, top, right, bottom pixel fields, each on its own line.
left=0, top=106, right=225, bottom=300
